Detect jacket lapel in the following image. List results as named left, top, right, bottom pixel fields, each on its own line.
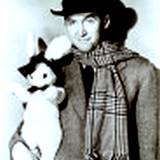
left=64, top=59, right=86, bottom=120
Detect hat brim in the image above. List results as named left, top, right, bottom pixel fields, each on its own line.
left=50, top=9, right=65, bottom=16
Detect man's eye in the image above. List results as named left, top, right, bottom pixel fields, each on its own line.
left=67, top=19, right=76, bottom=26
left=86, top=17, right=96, bottom=23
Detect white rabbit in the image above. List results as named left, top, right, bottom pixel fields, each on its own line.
left=9, top=35, right=65, bottom=160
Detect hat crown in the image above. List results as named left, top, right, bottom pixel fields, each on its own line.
left=51, top=0, right=127, bottom=17
left=61, top=0, right=108, bottom=16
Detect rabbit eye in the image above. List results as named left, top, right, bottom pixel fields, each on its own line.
left=43, top=73, right=47, bottom=79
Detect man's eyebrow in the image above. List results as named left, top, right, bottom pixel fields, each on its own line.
left=65, top=16, right=72, bottom=21
left=85, top=13, right=97, bottom=19
left=65, top=15, right=75, bottom=21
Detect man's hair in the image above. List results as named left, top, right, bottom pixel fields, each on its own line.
left=100, top=8, right=137, bottom=44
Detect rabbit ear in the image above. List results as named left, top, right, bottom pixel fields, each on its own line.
left=38, top=37, right=47, bottom=52
left=26, top=32, right=36, bottom=59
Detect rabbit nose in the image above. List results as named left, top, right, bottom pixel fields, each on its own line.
left=43, top=73, right=47, bottom=79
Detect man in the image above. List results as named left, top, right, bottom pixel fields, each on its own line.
left=49, top=0, right=159, bottom=160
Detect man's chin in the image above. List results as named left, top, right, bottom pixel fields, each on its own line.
left=75, top=44, right=94, bottom=52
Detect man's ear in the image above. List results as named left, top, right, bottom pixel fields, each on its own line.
left=38, top=38, right=47, bottom=52
left=104, top=14, right=110, bottom=29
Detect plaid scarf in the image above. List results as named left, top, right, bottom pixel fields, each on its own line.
left=72, top=41, right=139, bottom=160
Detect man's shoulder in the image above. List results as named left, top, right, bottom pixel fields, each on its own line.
left=124, top=53, right=158, bottom=82
left=125, top=52, right=156, bottom=72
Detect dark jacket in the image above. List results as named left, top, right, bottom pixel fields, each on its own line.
left=55, top=53, right=159, bottom=160
left=9, top=51, right=159, bottom=160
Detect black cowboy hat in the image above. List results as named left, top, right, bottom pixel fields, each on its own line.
left=50, top=0, right=133, bottom=17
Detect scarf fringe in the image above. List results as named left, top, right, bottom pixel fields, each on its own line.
left=111, top=154, right=129, bottom=160
left=84, top=152, right=129, bottom=160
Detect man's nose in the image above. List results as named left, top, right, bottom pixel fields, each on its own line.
left=79, top=24, right=87, bottom=37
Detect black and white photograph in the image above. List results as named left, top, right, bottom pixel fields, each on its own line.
left=0, top=0, right=160, bottom=160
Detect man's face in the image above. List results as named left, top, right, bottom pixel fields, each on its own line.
left=65, top=12, right=101, bottom=52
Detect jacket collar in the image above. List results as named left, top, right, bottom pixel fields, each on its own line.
left=71, top=40, right=139, bottom=69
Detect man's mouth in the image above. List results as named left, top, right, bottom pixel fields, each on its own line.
left=78, top=38, right=91, bottom=42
